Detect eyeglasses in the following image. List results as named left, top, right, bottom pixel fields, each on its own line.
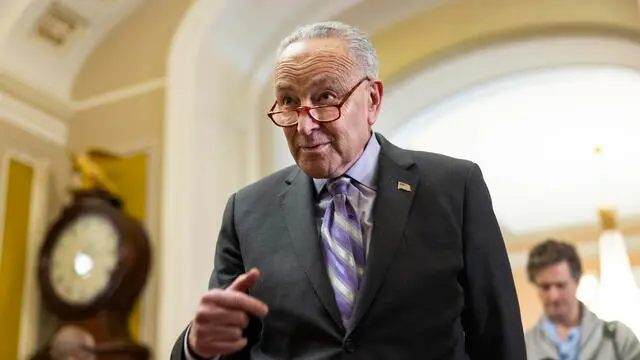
left=267, top=78, right=370, bottom=127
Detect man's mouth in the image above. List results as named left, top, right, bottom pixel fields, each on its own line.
left=300, top=143, right=330, bottom=151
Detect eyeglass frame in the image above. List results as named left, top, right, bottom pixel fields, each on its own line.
left=267, top=77, right=370, bottom=127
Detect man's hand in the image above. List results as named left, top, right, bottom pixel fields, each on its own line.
left=188, top=268, right=268, bottom=358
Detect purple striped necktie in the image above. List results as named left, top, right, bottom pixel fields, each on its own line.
left=321, top=176, right=366, bottom=325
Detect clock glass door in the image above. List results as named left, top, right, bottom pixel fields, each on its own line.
left=49, top=214, right=120, bottom=305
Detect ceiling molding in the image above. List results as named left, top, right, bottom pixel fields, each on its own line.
left=0, top=72, right=73, bottom=119
left=0, top=91, right=67, bottom=146
left=72, top=77, right=165, bottom=112
left=0, top=72, right=166, bottom=116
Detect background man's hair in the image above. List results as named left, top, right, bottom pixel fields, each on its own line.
left=277, top=21, right=379, bottom=79
left=526, top=238, right=583, bottom=283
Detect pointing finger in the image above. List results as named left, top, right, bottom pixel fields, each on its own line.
left=228, top=268, right=261, bottom=293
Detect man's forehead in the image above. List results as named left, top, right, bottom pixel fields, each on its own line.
left=275, top=74, right=342, bottom=89
left=278, top=37, right=350, bottom=60
left=537, top=279, right=568, bottom=286
left=273, top=39, right=357, bottom=91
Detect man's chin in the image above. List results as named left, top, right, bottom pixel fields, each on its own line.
left=299, top=163, right=331, bottom=179
left=296, top=157, right=336, bottom=179
left=546, top=309, right=565, bottom=321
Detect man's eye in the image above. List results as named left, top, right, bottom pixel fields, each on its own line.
left=317, top=92, right=337, bottom=102
left=279, top=96, right=296, bottom=108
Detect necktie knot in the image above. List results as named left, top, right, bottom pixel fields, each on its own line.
left=327, top=176, right=351, bottom=196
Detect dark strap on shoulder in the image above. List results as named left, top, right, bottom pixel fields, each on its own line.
left=603, top=321, right=622, bottom=360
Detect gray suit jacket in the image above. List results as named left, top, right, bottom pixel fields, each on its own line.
left=171, top=133, right=526, bottom=360
left=525, top=305, right=640, bottom=360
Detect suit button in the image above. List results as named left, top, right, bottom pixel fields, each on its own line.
left=343, top=338, right=355, bottom=353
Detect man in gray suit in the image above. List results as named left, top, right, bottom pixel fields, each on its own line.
left=172, top=21, right=526, bottom=360
left=524, top=239, right=640, bottom=360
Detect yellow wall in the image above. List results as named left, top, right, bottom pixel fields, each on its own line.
left=94, top=153, right=148, bottom=340
left=0, top=159, right=34, bottom=359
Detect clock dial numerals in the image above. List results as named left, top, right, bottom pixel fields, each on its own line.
left=49, top=214, right=120, bottom=305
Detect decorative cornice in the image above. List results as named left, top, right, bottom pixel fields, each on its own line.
left=71, top=77, right=165, bottom=112
left=0, top=76, right=167, bottom=147
left=0, top=72, right=74, bottom=119
left=0, top=91, right=67, bottom=146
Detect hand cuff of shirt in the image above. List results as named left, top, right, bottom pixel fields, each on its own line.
left=184, top=325, right=220, bottom=360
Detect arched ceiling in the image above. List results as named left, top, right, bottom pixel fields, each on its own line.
left=0, top=0, right=447, bottom=120
left=0, top=0, right=145, bottom=107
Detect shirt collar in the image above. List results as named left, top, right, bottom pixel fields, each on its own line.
left=312, top=133, right=381, bottom=194
left=541, top=315, right=581, bottom=344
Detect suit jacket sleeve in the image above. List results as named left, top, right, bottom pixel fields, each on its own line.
left=460, top=163, right=527, bottom=360
left=171, top=193, right=261, bottom=360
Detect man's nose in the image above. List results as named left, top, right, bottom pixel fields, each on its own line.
left=296, top=108, right=319, bottom=135
left=547, top=287, right=560, bottom=300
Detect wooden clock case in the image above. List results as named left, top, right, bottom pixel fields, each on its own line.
left=31, top=188, right=152, bottom=360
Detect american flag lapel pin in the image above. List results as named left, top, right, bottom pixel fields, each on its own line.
left=397, top=181, right=411, bottom=192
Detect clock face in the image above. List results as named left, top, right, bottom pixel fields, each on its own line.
left=49, top=214, right=120, bottom=305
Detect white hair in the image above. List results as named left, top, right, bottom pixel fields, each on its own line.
left=277, top=21, right=379, bottom=79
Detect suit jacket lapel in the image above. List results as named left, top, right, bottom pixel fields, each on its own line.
left=278, top=169, right=343, bottom=328
left=350, top=134, right=419, bottom=332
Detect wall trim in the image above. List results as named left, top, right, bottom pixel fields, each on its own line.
left=0, top=151, right=10, bottom=273
left=72, top=78, right=166, bottom=112
left=18, top=151, right=49, bottom=360
left=0, top=77, right=166, bottom=145
left=0, top=91, right=68, bottom=146
left=0, top=149, right=50, bottom=360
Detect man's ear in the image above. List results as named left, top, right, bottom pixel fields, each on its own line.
left=366, top=80, right=384, bottom=127
left=369, top=80, right=384, bottom=113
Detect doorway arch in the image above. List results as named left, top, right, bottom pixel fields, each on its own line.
left=385, top=34, right=640, bottom=235
left=159, top=1, right=372, bottom=356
